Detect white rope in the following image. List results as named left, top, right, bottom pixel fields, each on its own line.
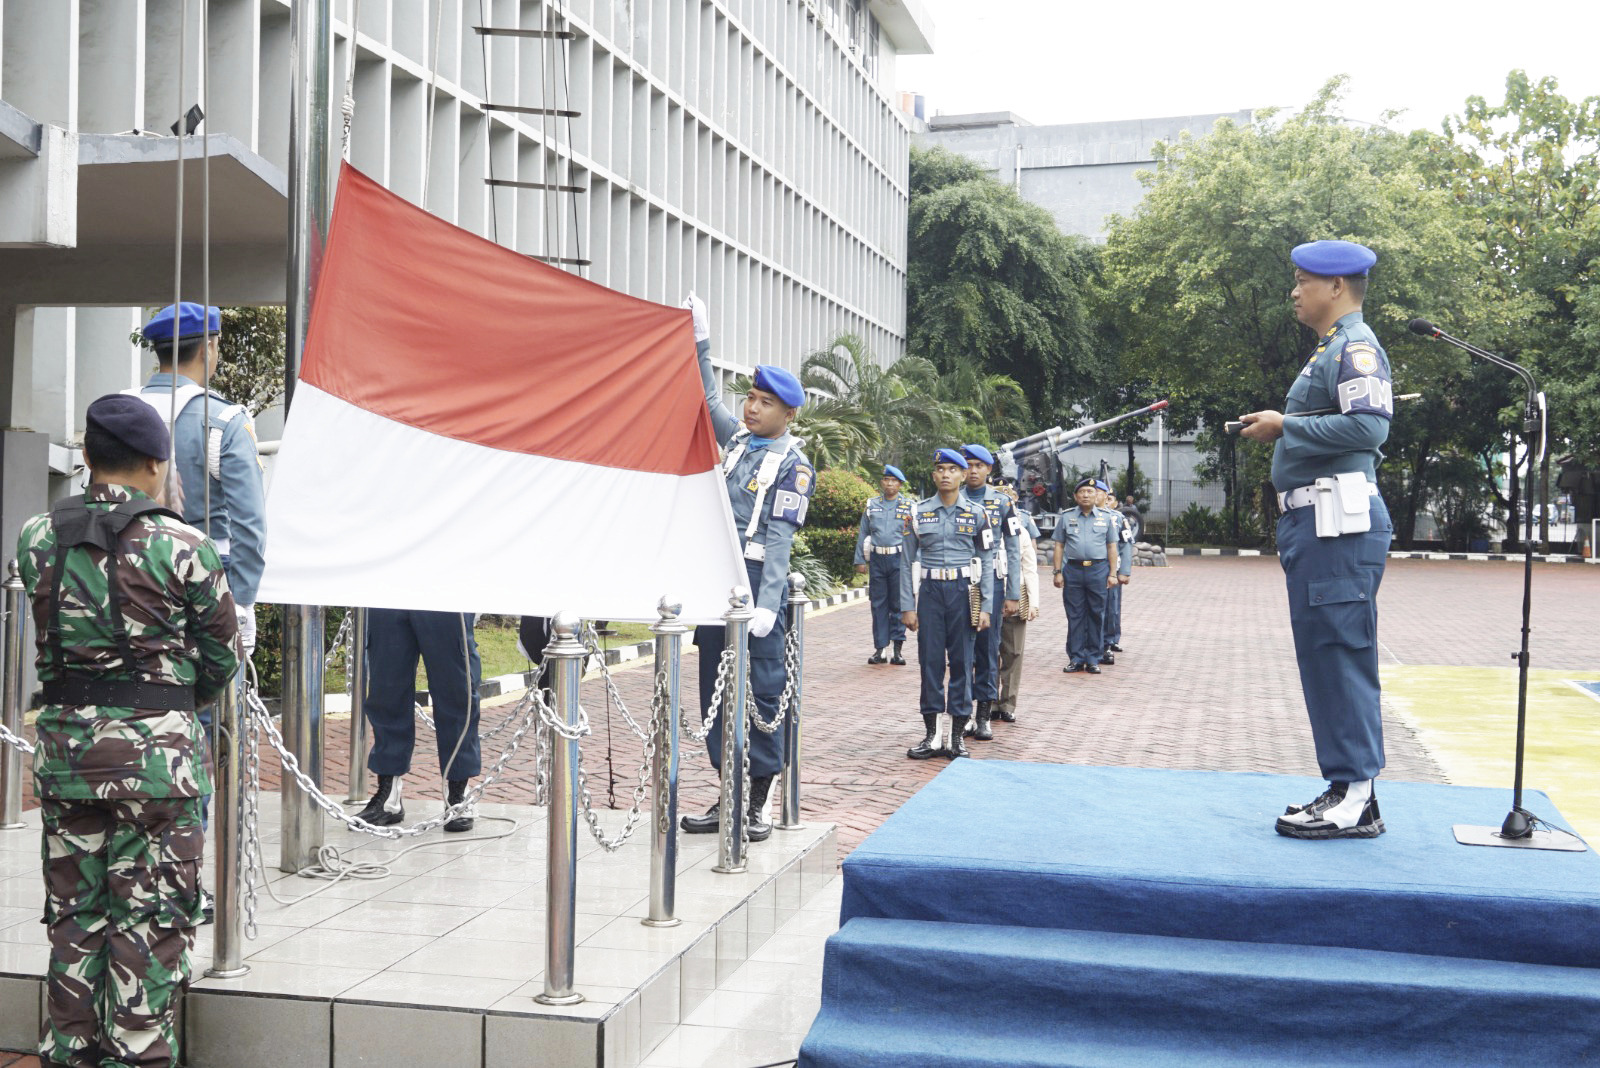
left=420, top=0, right=444, bottom=206
left=340, top=0, right=362, bottom=160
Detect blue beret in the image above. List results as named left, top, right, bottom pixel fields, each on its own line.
left=1094, top=479, right=1110, bottom=493
left=141, top=302, right=221, bottom=344
left=85, top=394, right=171, bottom=461
left=882, top=465, right=907, bottom=482
left=934, top=448, right=969, bottom=469
left=752, top=365, right=805, bottom=408
left=1290, top=240, right=1377, bottom=277
left=960, top=444, right=996, bottom=467
left=1075, top=476, right=1100, bottom=492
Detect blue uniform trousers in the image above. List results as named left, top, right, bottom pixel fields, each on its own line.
left=1277, top=497, right=1392, bottom=783
left=696, top=561, right=789, bottom=779
left=918, top=578, right=975, bottom=716
left=867, top=552, right=907, bottom=649
left=365, top=608, right=483, bottom=779
left=970, top=574, right=1004, bottom=701
left=1104, top=582, right=1123, bottom=647
left=1061, top=561, right=1109, bottom=666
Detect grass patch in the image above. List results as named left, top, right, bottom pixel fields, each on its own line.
left=327, top=622, right=534, bottom=693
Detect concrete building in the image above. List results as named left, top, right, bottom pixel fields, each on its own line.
left=0, top=0, right=934, bottom=555
left=918, top=108, right=1255, bottom=241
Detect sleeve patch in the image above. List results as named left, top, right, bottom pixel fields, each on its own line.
left=1005, top=515, right=1021, bottom=537
left=979, top=526, right=994, bottom=551
left=771, top=490, right=809, bottom=525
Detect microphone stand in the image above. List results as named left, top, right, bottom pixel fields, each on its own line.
left=1413, top=322, right=1580, bottom=852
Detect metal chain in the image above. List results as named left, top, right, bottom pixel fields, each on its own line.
left=582, top=622, right=650, bottom=741
left=240, top=690, right=263, bottom=938
left=0, top=720, right=35, bottom=754
left=682, top=645, right=733, bottom=742
left=323, top=611, right=353, bottom=672
left=571, top=662, right=669, bottom=852
left=748, top=621, right=801, bottom=735
left=242, top=675, right=539, bottom=841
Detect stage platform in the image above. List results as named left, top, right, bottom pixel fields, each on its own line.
left=801, top=762, right=1600, bottom=1066
left=840, top=762, right=1599, bottom=966
left=0, top=795, right=837, bottom=1068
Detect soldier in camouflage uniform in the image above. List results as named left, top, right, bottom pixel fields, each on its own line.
left=19, top=395, right=239, bottom=1068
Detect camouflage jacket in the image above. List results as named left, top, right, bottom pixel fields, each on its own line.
left=18, top=484, right=240, bottom=800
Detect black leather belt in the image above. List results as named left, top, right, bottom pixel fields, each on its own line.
left=39, top=678, right=196, bottom=711
left=1062, top=558, right=1103, bottom=567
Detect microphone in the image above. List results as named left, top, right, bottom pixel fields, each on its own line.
left=1408, top=318, right=1439, bottom=337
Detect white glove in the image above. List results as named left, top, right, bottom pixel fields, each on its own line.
left=236, top=604, right=258, bottom=656
left=684, top=292, right=710, bottom=342
left=749, top=607, right=777, bottom=638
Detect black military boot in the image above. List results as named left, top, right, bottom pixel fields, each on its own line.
left=444, top=778, right=476, bottom=833
left=972, top=702, right=994, bottom=741
left=947, top=718, right=972, bottom=758
left=747, top=775, right=775, bottom=843
left=867, top=648, right=888, bottom=664
left=681, top=801, right=720, bottom=833
left=890, top=641, right=906, bottom=665
left=907, top=714, right=941, bottom=759
left=355, top=775, right=404, bottom=826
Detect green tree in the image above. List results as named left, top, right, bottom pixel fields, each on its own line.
left=1439, top=71, right=1600, bottom=546
left=1097, top=78, right=1479, bottom=545
left=908, top=145, right=1103, bottom=421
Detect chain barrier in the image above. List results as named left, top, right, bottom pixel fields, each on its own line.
left=747, top=622, right=802, bottom=736
left=323, top=611, right=353, bottom=673
left=682, top=646, right=733, bottom=742
left=581, top=622, right=650, bottom=742
left=0, top=720, right=34, bottom=755
left=570, top=663, right=669, bottom=852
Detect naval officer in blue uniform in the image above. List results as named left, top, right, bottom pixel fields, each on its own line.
left=900, top=450, right=996, bottom=760
left=853, top=465, right=913, bottom=665
left=958, top=445, right=1020, bottom=741
left=1238, top=239, right=1394, bottom=840
left=681, top=296, right=814, bottom=843
left=134, top=303, right=266, bottom=653
left=1051, top=478, right=1119, bottom=674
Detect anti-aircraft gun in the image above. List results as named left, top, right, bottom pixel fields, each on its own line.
left=998, top=400, right=1168, bottom=536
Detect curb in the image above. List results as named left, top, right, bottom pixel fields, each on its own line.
left=1157, top=547, right=1593, bottom=564
left=419, top=586, right=869, bottom=705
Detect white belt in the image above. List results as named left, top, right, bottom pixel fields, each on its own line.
left=1278, top=482, right=1378, bottom=511
left=872, top=545, right=903, bottom=555
left=921, top=565, right=972, bottom=581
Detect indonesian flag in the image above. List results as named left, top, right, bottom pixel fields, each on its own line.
left=257, top=163, right=745, bottom=623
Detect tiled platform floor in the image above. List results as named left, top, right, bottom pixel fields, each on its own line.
left=0, top=794, right=836, bottom=1068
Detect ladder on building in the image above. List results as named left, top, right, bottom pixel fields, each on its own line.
left=473, top=2, right=590, bottom=269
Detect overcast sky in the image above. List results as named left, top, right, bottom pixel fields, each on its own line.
left=895, top=1, right=1600, bottom=134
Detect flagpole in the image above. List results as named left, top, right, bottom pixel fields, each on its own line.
left=280, top=0, right=334, bottom=873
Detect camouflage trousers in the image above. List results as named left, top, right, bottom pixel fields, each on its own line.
left=39, top=796, right=205, bottom=1068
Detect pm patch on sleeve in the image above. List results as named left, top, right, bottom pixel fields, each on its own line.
left=771, top=462, right=815, bottom=525
left=1336, top=342, right=1394, bottom=418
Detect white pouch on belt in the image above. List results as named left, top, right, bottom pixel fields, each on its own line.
left=1313, top=472, right=1374, bottom=538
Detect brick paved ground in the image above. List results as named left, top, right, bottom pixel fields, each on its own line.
left=12, top=558, right=1599, bottom=860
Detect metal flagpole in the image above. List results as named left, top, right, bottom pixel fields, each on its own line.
left=280, top=0, right=334, bottom=873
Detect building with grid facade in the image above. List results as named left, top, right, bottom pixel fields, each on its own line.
left=0, top=0, right=933, bottom=551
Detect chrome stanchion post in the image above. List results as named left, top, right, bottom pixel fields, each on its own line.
left=644, top=597, right=685, bottom=928
left=713, top=586, right=753, bottom=875
left=778, top=573, right=806, bottom=831
left=345, top=608, right=369, bottom=804
left=537, top=612, right=584, bottom=1005
left=0, top=562, right=27, bottom=830
left=280, top=604, right=325, bottom=872
left=206, top=679, right=248, bottom=977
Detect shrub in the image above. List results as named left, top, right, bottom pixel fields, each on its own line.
left=787, top=531, right=840, bottom=598
left=808, top=468, right=874, bottom=529
left=802, top=527, right=860, bottom=582
left=252, top=605, right=349, bottom=698
left=1169, top=503, right=1227, bottom=545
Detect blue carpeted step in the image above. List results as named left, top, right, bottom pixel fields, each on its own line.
left=797, top=918, right=1600, bottom=1067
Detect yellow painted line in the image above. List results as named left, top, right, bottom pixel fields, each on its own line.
left=1383, top=665, right=1600, bottom=844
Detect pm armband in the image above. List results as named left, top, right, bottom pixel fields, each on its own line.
left=979, top=526, right=994, bottom=551
left=1005, top=515, right=1021, bottom=537
left=771, top=490, right=809, bottom=525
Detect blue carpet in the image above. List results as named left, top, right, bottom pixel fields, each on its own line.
left=841, top=763, right=1600, bottom=966
left=797, top=918, right=1600, bottom=1067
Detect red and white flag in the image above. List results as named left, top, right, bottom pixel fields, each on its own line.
left=257, top=164, right=745, bottom=623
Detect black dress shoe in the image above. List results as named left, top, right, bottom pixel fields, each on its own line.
left=868, top=650, right=888, bottom=664
left=1064, top=662, right=1084, bottom=673
left=1085, top=664, right=1102, bottom=675
left=681, top=803, right=721, bottom=833
left=1107, top=643, right=1123, bottom=653
left=992, top=707, right=1016, bottom=723
left=1099, top=653, right=1115, bottom=666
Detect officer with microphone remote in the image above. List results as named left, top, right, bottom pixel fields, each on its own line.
left=1236, top=239, right=1394, bottom=841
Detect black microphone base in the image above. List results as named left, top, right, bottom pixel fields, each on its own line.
left=1453, top=819, right=1586, bottom=852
